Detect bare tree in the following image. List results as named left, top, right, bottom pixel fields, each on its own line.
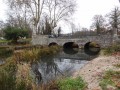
left=42, top=17, right=52, bottom=35
left=6, top=0, right=46, bottom=35
left=5, top=0, right=32, bottom=35
left=91, top=15, right=106, bottom=35
left=45, top=0, right=76, bottom=30
left=107, top=7, right=120, bottom=35
left=6, top=0, right=76, bottom=35
left=70, top=22, right=76, bottom=35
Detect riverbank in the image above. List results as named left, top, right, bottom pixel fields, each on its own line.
left=0, top=46, right=61, bottom=90
left=73, top=55, right=120, bottom=90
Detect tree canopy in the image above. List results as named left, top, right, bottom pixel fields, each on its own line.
left=3, top=26, right=29, bottom=43
left=6, top=0, right=76, bottom=35
left=91, top=15, right=106, bottom=35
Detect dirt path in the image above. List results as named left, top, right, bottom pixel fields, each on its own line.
left=73, top=56, right=120, bottom=90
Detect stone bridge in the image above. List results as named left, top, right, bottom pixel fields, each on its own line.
left=32, top=35, right=119, bottom=47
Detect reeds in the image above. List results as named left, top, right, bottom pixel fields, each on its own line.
left=0, top=46, right=14, bottom=58
left=0, top=45, right=87, bottom=90
left=0, top=46, right=61, bottom=90
left=13, top=46, right=60, bottom=63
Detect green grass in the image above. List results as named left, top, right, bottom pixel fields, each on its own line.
left=58, top=77, right=87, bottom=90
left=99, top=70, right=120, bottom=90
left=0, top=39, right=10, bottom=43
left=17, top=38, right=32, bottom=45
left=0, top=38, right=31, bottom=45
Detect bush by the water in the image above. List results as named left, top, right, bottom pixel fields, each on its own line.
left=3, top=26, right=29, bottom=44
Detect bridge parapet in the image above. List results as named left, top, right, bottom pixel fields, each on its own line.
left=32, top=34, right=118, bottom=47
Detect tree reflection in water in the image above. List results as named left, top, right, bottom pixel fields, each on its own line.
left=31, top=62, right=43, bottom=84
left=32, top=49, right=98, bottom=84
left=32, top=55, right=78, bottom=84
left=39, top=56, right=75, bottom=83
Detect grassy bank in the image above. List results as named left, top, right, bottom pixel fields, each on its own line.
left=99, top=69, right=120, bottom=90
left=0, top=46, right=59, bottom=90
left=99, top=44, right=120, bottom=89
left=0, top=58, right=35, bottom=90
left=0, top=39, right=10, bottom=43
left=39, top=76, right=87, bottom=90
left=0, top=47, right=59, bottom=90
left=100, top=44, right=120, bottom=56
left=0, top=47, right=14, bottom=58
left=13, top=46, right=60, bottom=63
left=0, top=45, right=87, bottom=90
left=0, top=58, right=18, bottom=90
left=58, top=77, right=87, bottom=90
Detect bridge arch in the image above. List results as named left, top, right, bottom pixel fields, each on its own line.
left=63, top=42, right=79, bottom=54
left=48, top=42, right=58, bottom=47
left=63, top=42, right=79, bottom=49
left=84, top=42, right=100, bottom=55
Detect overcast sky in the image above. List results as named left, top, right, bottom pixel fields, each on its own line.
left=75, top=0, right=120, bottom=28
left=0, top=1, right=8, bottom=21
left=0, top=0, right=120, bottom=33
left=58, top=0, right=120, bottom=33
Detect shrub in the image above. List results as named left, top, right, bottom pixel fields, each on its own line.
left=3, top=26, right=29, bottom=43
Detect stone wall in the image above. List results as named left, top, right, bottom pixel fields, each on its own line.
left=31, top=35, right=49, bottom=45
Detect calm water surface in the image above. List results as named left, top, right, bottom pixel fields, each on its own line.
left=32, top=49, right=98, bottom=84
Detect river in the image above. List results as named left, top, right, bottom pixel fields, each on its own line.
left=31, top=49, right=98, bottom=84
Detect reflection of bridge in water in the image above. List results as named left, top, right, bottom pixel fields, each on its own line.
left=56, top=50, right=97, bottom=60
left=31, top=49, right=97, bottom=84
